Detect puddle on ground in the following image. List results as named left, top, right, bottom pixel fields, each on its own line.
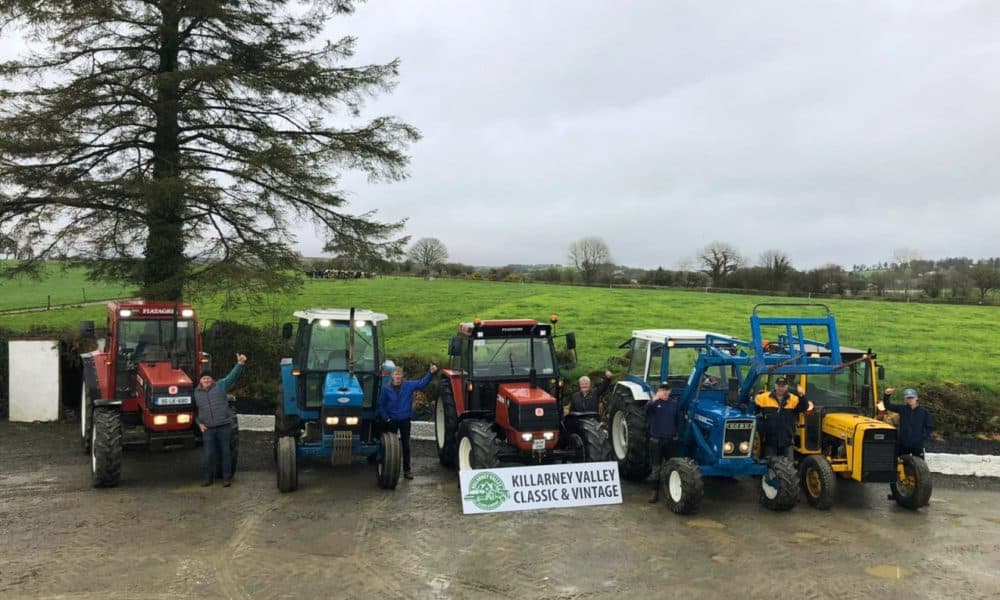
left=710, top=555, right=730, bottom=564
left=982, top=517, right=1000, bottom=526
left=865, top=564, right=907, bottom=580
left=793, top=532, right=821, bottom=542
left=685, top=518, right=726, bottom=529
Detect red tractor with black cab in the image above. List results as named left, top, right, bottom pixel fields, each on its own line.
left=79, top=301, right=233, bottom=487
left=435, top=317, right=608, bottom=470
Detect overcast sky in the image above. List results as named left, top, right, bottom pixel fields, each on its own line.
left=4, top=1, right=1000, bottom=270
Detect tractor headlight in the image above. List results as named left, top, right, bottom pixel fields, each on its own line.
left=177, top=414, right=191, bottom=424
left=345, top=416, right=359, bottom=426
left=723, top=441, right=735, bottom=455
left=543, top=431, right=555, bottom=441
left=181, top=309, right=194, bottom=318
left=153, top=415, right=168, bottom=425
left=119, top=309, right=132, bottom=317
left=739, top=441, right=750, bottom=454
left=325, top=416, right=340, bottom=426
left=520, top=433, right=533, bottom=442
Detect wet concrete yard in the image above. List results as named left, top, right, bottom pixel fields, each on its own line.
left=1, top=422, right=998, bottom=599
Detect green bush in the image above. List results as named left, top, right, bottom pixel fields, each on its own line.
left=914, top=382, right=1000, bottom=437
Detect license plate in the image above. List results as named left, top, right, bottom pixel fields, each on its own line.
left=156, top=396, right=191, bottom=406
left=532, top=438, right=546, bottom=450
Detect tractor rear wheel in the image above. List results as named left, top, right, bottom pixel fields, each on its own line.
left=574, top=417, right=610, bottom=462
left=891, top=454, right=932, bottom=510
left=91, top=407, right=122, bottom=488
left=662, top=457, right=704, bottom=514
left=759, top=456, right=799, bottom=511
left=377, top=431, right=402, bottom=489
left=457, top=420, right=498, bottom=471
left=610, top=403, right=650, bottom=481
left=276, top=435, right=298, bottom=493
left=800, top=455, right=836, bottom=510
left=436, top=384, right=459, bottom=468
left=80, top=385, right=92, bottom=454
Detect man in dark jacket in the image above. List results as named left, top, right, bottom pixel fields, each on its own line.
left=194, top=353, right=247, bottom=487
left=378, top=363, right=438, bottom=479
left=881, top=387, right=934, bottom=458
left=645, top=384, right=681, bottom=502
left=566, top=369, right=615, bottom=414
left=753, top=376, right=812, bottom=459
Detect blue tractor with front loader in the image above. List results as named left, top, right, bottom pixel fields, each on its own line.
left=609, top=305, right=867, bottom=514
left=273, top=308, right=401, bottom=492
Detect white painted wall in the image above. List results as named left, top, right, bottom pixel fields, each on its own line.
left=9, top=340, right=61, bottom=422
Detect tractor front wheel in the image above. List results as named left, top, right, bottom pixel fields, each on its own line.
left=610, top=404, right=650, bottom=481
left=91, top=407, right=122, bottom=488
left=276, top=435, right=298, bottom=493
left=759, top=456, right=799, bottom=511
left=662, top=457, right=704, bottom=515
left=891, top=454, right=932, bottom=510
left=377, top=431, right=402, bottom=489
left=800, top=455, right=836, bottom=510
left=457, top=420, right=498, bottom=471
left=436, top=385, right=459, bottom=468
left=573, top=417, right=610, bottom=462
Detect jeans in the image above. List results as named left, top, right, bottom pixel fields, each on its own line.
left=898, top=444, right=925, bottom=459
left=202, top=423, right=233, bottom=480
left=385, top=419, right=412, bottom=472
left=762, top=442, right=793, bottom=460
left=648, top=437, right=676, bottom=478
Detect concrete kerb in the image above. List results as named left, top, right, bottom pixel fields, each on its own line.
left=237, top=415, right=998, bottom=477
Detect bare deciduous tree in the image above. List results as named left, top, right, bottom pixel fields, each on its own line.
left=568, top=237, right=611, bottom=284
left=698, top=242, right=742, bottom=284
left=408, top=238, right=448, bottom=277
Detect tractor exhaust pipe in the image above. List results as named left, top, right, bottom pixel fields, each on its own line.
left=348, top=307, right=356, bottom=377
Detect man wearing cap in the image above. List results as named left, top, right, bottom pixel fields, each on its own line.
left=194, top=353, right=247, bottom=487
left=378, top=362, right=438, bottom=480
left=645, top=384, right=681, bottom=502
left=881, top=387, right=934, bottom=459
left=753, top=376, right=813, bottom=459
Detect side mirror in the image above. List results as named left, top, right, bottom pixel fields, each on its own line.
left=282, top=322, right=293, bottom=340
left=565, top=331, right=577, bottom=351
left=79, top=320, right=96, bottom=339
left=448, top=336, right=463, bottom=357
left=877, top=365, right=885, bottom=380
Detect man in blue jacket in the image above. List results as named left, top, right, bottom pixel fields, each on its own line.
left=194, top=353, right=247, bottom=487
left=645, top=384, right=681, bottom=503
left=379, top=362, right=438, bottom=479
left=881, top=387, right=934, bottom=458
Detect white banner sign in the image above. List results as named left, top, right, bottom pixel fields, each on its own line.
left=459, top=461, right=622, bottom=514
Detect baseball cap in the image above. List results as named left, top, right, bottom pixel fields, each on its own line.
left=904, top=388, right=918, bottom=398
left=775, top=376, right=788, bottom=385
left=200, top=369, right=213, bottom=378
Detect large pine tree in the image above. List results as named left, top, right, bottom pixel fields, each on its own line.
left=0, top=1, right=418, bottom=299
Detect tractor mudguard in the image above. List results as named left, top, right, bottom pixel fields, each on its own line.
left=93, top=399, right=123, bottom=407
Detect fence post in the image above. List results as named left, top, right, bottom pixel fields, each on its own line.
left=47, top=295, right=51, bottom=310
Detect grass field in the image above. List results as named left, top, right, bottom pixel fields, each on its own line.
left=0, top=262, right=134, bottom=311
left=2, top=273, right=998, bottom=398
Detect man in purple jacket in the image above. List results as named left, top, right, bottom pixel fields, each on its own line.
left=378, top=363, right=438, bottom=479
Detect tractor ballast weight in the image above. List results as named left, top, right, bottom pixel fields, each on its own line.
left=435, top=317, right=609, bottom=470
left=273, top=308, right=401, bottom=493
left=79, top=301, right=235, bottom=487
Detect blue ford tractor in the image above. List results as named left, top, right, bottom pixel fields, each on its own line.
left=273, top=308, right=401, bottom=493
left=609, top=306, right=856, bottom=514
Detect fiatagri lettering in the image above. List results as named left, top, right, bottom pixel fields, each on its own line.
left=510, top=468, right=617, bottom=488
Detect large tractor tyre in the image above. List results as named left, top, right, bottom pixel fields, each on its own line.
left=662, top=458, right=704, bottom=515
left=435, top=385, right=459, bottom=468
left=799, top=455, right=836, bottom=510
left=276, top=435, right=299, bottom=493
left=610, top=404, right=651, bottom=481
left=891, top=454, right=933, bottom=510
left=91, top=407, right=123, bottom=488
left=457, top=420, right=498, bottom=472
left=576, top=417, right=611, bottom=462
left=759, top=456, right=799, bottom=511
left=80, top=386, right=93, bottom=454
left=214, top=420, right=240, bottom=480
left=377, top=431, right=403, bottom=490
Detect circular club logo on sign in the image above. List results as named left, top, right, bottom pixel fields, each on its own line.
left=169, top=385, right=178, bottom=395
left=464, top=472, right=510, bottom=511
left=535, top=407, right=544, bottom=417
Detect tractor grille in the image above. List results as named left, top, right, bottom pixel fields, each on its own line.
left=861, top=428, right=898, bottom=482
left=508, top=403, right=560, bottom=432
left=723, top=420, right=755, bottom=457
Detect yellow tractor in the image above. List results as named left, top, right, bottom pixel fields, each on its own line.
left=782, top=345, right=932, bottom=510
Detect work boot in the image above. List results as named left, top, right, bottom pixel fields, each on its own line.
left=648, top=488, right=660, bottom=503
left=223, top=478, right=232, bottom=488
left=200, top=478, right=213, bottom=487
left=404, top=471, right=414, bottom=480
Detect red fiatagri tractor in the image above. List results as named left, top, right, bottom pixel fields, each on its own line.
left=79, top=301, right=236, bottom=487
